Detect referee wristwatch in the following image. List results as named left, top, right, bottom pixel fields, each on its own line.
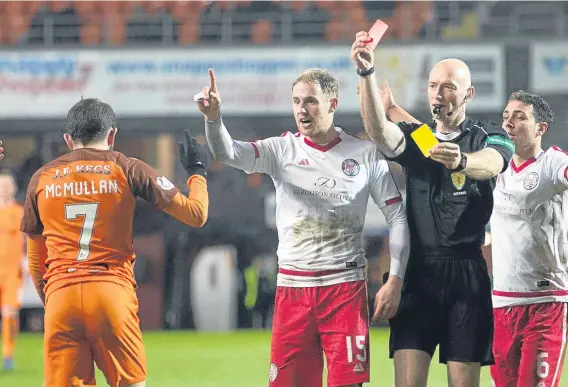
left=452, top=153, right=468, bottom=172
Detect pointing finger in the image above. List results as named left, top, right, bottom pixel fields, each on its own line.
left=184, top=129, right=193, bottom=145
left=209, top=68, right=217, bottom=92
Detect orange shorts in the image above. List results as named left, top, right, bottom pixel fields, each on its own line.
left=0, top=277, right=22, bottom=309
left=44, top=281, right=147, bottom=387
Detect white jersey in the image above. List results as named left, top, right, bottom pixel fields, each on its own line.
left=242, top=128, right=403, bottom=287
left=491, top=147, right=568, bottom=308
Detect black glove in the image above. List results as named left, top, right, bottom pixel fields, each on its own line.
left=178, top=129, right=208, bottom=178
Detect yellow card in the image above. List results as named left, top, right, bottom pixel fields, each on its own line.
left=410, top=124, right=439, bottom=157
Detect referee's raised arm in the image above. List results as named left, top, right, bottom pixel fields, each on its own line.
left=351, top=32, right=406, bottom=158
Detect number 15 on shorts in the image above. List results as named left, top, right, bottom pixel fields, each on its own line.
left=346, top=335, right=367, bottom=364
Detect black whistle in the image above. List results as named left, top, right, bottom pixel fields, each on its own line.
left=433, top=106, right=441, bottom=115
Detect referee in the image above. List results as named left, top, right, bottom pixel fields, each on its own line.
left=351, top=33, right=514, bottom=387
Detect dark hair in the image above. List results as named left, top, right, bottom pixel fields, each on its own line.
left=508, top=90, right=554, bottom=126
left=65, top=98, right=117, bottom=144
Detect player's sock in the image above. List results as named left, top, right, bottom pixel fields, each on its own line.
left=1, top=314, right=18, bottom=366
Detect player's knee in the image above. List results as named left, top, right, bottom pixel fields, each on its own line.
left=126, top=381, right=146, bottom=387
left=393, top=350, right=431, bottom=387
left=447, top=361, right=481, bottom=387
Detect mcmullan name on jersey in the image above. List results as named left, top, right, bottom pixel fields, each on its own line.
left=45, top=179, right=119, bottom=198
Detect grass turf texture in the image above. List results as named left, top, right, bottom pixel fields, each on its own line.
left=2, top=328, right=566, bottom=387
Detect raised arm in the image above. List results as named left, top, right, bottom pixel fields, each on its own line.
left=126, top=130, right=209, bottom=228
left=370, top=79, right=422, bottom=125
left=195, top=68, right=258, bottom=171
left=351, top=32, right=406, bottom=158
left=198, top=68, right=280, bottom=174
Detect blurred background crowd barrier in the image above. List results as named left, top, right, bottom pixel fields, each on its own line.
left=3, top=0, right=568, bottom=333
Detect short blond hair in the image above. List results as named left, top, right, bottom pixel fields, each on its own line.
left=292, top=68, right=339, bottom=100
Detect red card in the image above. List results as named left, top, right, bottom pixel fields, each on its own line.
left=365, top=19, right=389, bottom=50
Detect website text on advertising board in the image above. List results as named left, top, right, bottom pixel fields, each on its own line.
left=106, top=58, right=351, bottom=74
left=0, top=57, right=77, bottom=78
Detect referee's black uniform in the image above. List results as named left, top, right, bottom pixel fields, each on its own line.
left=387, top=117, right=514, bottom=365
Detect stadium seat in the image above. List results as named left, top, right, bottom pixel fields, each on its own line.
left=178, top=19, right=200, bottom=44
left=108, top=15, right=127, bottom=45
left=73, top=0, right=99, bottom=20
left=80, top=19, right=103, bottom=45
left=325, top=18, right=345, bottom=42
left=251, top=19, right=273, bottom=43
left=171, top=1, right=205, bottom=22
left=143, top=1, right=167, bottom=15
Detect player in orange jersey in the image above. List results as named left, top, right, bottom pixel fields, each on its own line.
left=0, top=169, right=25, bottom=371
left=20, top=98, right=209, bottom=387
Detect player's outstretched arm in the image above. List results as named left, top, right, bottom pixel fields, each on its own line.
left=161, top=130, right=209, bottom=228
left=196, top=68, right=257, bottom=171
left=25, top=234, right=47, bottom=305
left=373, top=80, right=422, bottom=125
left=351, top=32, right=406, bottom=158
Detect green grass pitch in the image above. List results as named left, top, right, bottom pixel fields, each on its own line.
left=2, top=328, right=567, bottom=387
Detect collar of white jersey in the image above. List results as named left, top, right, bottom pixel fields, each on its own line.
left=297, top=126, right=344, bottom=152
left=510, top=149, right=545, bottom=173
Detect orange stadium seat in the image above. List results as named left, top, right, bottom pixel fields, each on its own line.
left=4, top=12, right=30, bottom=45
left=73, top=0, right=99, bottom=20
left=289, top=1, right=306, bottom=12
left=171, top=0, right=205, bottom=22
left=108, top=15, right=127, bottom=45
left=325, top=18, right=345, bottom=42
left=0, top=0, right=436, bottom=46
left=388, top=1, right=432, bottom=39
left=251, top=19, right=273, bottom=43
left=179, top=19, right=200, bottom=44
left=345, top=2, right=371, bottom=35
left=143, top=0, right=169, bottom=15
left=321, top=1, right=349, bottom=18
left=80, top=19, right=103, bottom=45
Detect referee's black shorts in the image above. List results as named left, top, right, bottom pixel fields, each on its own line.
left=388, top=255, right=494, bottom=365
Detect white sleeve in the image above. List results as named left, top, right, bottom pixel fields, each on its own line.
left=549, top=148, right=568, bottom=192
left=248, top=136, right=288, bottom=176
left=380, top=201, right=410, bottom=279
left=205, top=117, right=285, bottom=175
left=369, top=150, right=409, bottom=279
left=369, top=150, right=402, bottom=209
